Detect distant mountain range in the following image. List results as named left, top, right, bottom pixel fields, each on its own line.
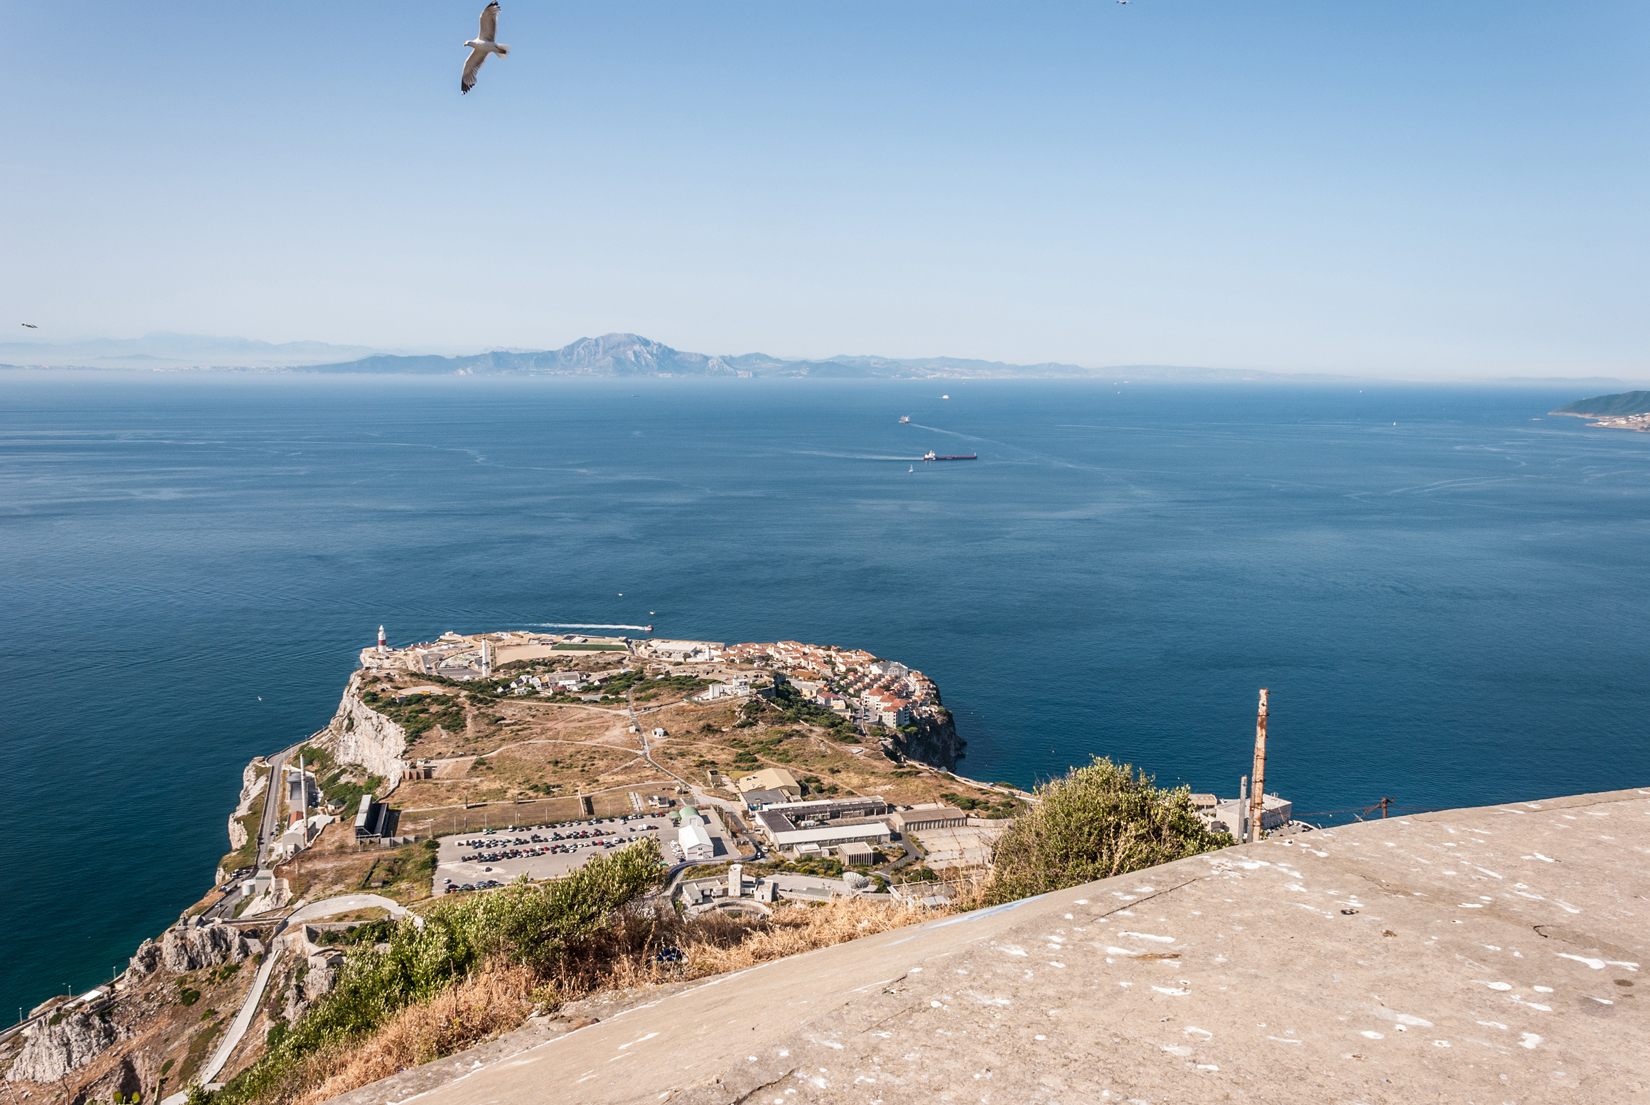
left=0, top=332, right=384, bottom=369
left=0, top=331, right=1225, bottom=379
left=3, top=331, right=1642, bottom=386
left=303, top=334, right=1328, bottom=382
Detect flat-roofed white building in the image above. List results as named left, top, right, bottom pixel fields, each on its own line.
left=773, top=822, right=891, bottom=852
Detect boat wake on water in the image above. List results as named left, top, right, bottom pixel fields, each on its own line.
left=530, top=622, right=655, bottom=631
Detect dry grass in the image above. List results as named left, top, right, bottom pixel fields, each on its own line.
left=293, top=965, right=536, bottom=1105
left=284, top=897, right=943, bottom=1105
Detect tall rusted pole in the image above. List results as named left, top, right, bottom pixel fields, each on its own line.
left=1249, top=689, right=1269, bottom=841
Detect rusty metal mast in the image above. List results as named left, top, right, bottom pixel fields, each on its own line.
left=1249, top=688, right=1269, bottom=841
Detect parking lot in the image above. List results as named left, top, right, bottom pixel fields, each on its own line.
left=433, top=813, right=677, bottom=895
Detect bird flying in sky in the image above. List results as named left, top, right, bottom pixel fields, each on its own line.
left=21, top=322, right=37, bottom=328
left=462, top=3, right=510, bottom=94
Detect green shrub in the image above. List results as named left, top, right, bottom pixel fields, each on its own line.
left=209, top=839, right=662, bottom=1105
left=982, top=756, right=1229, bottom=906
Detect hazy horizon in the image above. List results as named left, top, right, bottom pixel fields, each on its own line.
left=2, top=329, right=1646, bottom=387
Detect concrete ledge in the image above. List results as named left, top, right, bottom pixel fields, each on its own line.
left=325, top=785, right=1650, bottom=1105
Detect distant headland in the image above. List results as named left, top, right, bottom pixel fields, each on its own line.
left=1550, top=390, right=1650, bottom=432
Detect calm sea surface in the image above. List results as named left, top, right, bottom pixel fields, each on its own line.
left=4, top=372, right=1649, bottom=1016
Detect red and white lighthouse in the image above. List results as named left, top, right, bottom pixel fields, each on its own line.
left=377, top=625, right=388, bottom=652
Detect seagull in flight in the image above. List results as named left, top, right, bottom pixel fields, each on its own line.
left=20, top=322, right=37, bottom=328
left=462, top=3, right=510, bottom=94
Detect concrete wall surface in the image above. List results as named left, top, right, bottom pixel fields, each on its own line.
left=325, top=786, right=1650, bottom=1105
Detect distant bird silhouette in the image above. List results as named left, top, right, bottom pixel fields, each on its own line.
left=461, top=3, right=510, bottom=94
left=20, top=322, right=37, bottom=328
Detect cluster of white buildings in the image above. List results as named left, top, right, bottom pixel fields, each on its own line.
left=719, top=640, right=946, bottom=731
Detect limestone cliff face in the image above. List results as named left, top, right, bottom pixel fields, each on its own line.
left=890, top=710, right=964, bottom=770
left=6, top=1012, right=122, bottom=1083
left=225, top=761, right=267, bottom=854
left=321, top=672, right=407, bottom=790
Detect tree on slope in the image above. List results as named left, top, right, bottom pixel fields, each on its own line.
left=984, top=757, right=1230, bottom=906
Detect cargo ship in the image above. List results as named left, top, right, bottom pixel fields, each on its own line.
left=922, top=451, right=977, bottom=461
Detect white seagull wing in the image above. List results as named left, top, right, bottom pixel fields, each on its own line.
left=478, top=2, right=500, bottom=43
left=461, top=46, right=489, bottom=93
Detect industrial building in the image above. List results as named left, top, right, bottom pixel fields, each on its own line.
left=771, top=822, right=892, bottom=853
left=735, top=767, right=801, bottom=798
left=890, top=806, right=967, bottom=832
left=761, top=796, right=889, bottom=823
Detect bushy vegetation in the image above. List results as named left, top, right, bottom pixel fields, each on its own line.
left=357, top=688, right=466, bottom=745
left=297, top=745, right=383, bottom=813
left=982, top=756, right=1230, bottom=906
left=939, top=790, right=1024, bottom=819
left=769, top=682, right=853, bottom=732
left=206, top=840, right=663, bottom=1105
left=634, top=673, right=712, bottom=702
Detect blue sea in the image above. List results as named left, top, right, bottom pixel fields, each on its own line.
left=4, top=371, right=1649, bottom=1018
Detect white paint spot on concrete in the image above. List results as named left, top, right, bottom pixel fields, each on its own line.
left=1197, top=1063, right=1220, bottom=1071
left=1553, top=901, right=1582, bottom=914
left=1119, top=931, right=1175, bottom=943
left=1532, top=986, right=1553, bottom=993
left=1183, top=1027, right=1212, bottom=1039
left=1482, top=982, right=1512, bottom=991
left=1520, top=1033, right=1542, bottom=1049
left=1034, top=1035, right=1047, bottom=1041
left=997, top=945, right=1028, bottom=957
left=1360, top=1031, right=1384, bottom=1039
left=1432, top=1040, right=1451, bottom=1048
left=1048, top=962, right=1066, bottom=968
left=1476, top=1021, right=1508, bottom=1029
left=1266, top=1036, right=1303, bottom=1044
left=617, top=1032, right=659, bottom=1050
left=1373, top=1009, right=1434, bottom=1027
left=1151, top=986, right=1190, bottom=996
left=1557, top=953, right=1637, bottom=971
left=1458, top=903, right=1483, bottom=908
left=1161, top=1045, right=1192, bottom=1057
left=1106, top=947, right=1143, bottom=956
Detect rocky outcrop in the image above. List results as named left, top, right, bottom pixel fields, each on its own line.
left=889, top=710, right=964, bottom=769
left=324, top=674, right=407, bottom=790
left=6, top=1012, right=121, bottom=1083
left=158, top=922, right=259, bottom=974
left=71, top=1055, right=143, bottom=1105
left=282, top=957, right=339, bottom=1023
left=127, top=938, right=162, bottom=976
left=226, top=761, right=268, bottom=853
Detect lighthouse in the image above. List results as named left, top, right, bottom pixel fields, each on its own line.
left=377, top=625, right=388, bottom=652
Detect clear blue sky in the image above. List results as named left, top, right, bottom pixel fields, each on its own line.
left=3, top=1, right=1645, bottom=375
